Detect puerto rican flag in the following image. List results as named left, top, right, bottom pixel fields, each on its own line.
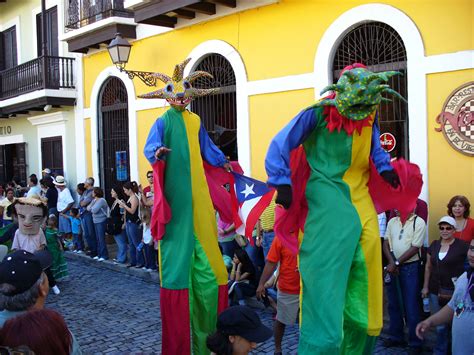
left=229, top=172, right=275, bottom=243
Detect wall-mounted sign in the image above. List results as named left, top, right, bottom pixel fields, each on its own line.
left=115, top=151, right=128, bottom=181
left=0, top=126, right=12, bottom=135
left=435, top=82, right=473, bottom=156
left=380, top=132, right=396, bottom=153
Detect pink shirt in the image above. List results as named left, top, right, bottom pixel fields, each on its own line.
left=12, top=230, right=46, bottom=254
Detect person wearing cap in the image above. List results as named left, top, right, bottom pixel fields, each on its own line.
left=0, top=250, right=82, bottom=354
left=79, top=177, right=97, bottom=258
left=54, top=176, right=74, bottom=241
left=417, top=238, right=474, bottom=355
left=421, top=216, right=469, bottom=354
left=206, top=305, right=272, bottom=355
left=383, top=209, right=426, bottom=353
left=0, top=250, right=51, bottom=326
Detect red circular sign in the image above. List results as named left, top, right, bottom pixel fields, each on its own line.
left=380, top=133, right=396, bottom=152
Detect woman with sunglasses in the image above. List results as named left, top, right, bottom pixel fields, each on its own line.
left=421, top=216, right=469, bottom=354
left=417, top=238, right=474, bottom=355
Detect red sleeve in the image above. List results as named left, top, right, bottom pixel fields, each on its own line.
left=266, top=237, right=281, bottom=263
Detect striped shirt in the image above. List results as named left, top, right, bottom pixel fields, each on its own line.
left=260, top=197, right=276, bottom=231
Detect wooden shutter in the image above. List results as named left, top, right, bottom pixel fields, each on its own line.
left=41, top=136, right=63, bottom=176
left=0, top=146, right=5, bottom=184
left=2, top=27, right=17, bottom=70
left=14, top=143, right=27, bottom=185
left=36, top=7, right=58, bottom=57
left=0, top=33, right=4, bottom=71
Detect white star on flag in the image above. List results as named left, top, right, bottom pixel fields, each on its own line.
left=241, top=183, right=255, bottom=198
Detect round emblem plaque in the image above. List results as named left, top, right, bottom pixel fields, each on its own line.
left=435, top=82, right=474, bottom=156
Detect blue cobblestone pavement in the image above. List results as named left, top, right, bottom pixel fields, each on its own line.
left=46, top=255, right=435, bottom=354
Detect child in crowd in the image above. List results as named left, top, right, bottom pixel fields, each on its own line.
left=62, top=208, right=83, bottom=253
left=141, top=207, right=157, bottom=272
left=45, top=215, right=68, bottom=288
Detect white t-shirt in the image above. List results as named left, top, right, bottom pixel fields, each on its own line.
left=0, top=198, right=13, bottom=221
left=57, top=188, right=74, bottom=212
left=26, top=185, right=42, bottom=198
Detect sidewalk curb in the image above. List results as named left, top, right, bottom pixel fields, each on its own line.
left=64, top=251, right=160, bottom=284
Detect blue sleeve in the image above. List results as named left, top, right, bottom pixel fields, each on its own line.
left=144, top=118, right=165, bottom=164
left=198, top=122, right=228, bottom=167
left=371, top=114, right=393, bottom=174
left=265, top=108, right=317, bottom=186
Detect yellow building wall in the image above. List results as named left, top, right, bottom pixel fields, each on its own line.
left=427, top=69, right=474, bottom=240
left=82, top=0, right=473, bottom=220
left=249, top=89, right=315, bottom=181
left=83, top=0, right=473, bottom=106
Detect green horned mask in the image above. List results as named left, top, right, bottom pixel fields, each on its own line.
left=317, top=67, right=407, bottom=121
left=139, top=58, right=219, bottom=111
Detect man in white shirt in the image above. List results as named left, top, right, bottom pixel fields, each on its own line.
left=54, top=176, right=74, bottom=239
left=383, top=211, right=426, bottom=354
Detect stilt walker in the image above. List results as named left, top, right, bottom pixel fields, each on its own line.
left=143, top=59, right=229, bottom=355
left=266, top=64, right=407, bottom=354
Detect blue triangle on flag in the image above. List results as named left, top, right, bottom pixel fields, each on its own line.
left=232, top=172, right=271, bottom=203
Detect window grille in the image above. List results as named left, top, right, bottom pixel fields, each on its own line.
left=190, top=54, right=238, bottom=160
left=332, top=22, right=409, bottom=159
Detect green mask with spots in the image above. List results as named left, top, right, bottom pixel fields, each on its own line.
left=317, top=68, right=407, bottom=121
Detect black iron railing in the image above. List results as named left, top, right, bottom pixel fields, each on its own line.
left=0, top=56, right=75, bottom=100
left=65, top=0, right=133, bottom=31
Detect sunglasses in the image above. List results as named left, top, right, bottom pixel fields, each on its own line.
left=439, top=226, right=454, bottom=231
left=147, top=175, right=153, bottom=179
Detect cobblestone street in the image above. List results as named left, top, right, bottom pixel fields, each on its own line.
left=46, top=255, right=434, bottom=354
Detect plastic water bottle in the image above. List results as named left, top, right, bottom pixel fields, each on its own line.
left=422, top=297, right=430, bottom=313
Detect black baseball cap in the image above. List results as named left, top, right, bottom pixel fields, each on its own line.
left=0, top=250, right=52, bottom=296
left=217, top=306, right=272, bottom=343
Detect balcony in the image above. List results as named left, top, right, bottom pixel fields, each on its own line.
left=63, top=0, right=136, bottom=53
left=0, top=56, right=76, bottom=117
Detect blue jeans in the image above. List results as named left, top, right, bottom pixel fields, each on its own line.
left=94, top=221, right=109, bottom=259
left=245, top=236, right=265, bottom=271
left=81, top=212, right=97, bottom=256
left=230, top=281, right=256, bottom=304
left=262, top=231, right=275, bottom=259
left=429, top=293, right=449, bottom=355
left=113, top=230, right=128, bottom=263
left=386, top=261, right=422, bottom=348
left=126, top=221, right=144, bottom=266
left=144, top=243, right=157, bottom=270
left=72, top=233, right=84, bottom=251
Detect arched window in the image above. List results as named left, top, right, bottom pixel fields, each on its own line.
left=190, top=54, right=238, bottom=160
left=98, top=77, right=130, bottom=197
left=332, top=22, right=408, bottom=159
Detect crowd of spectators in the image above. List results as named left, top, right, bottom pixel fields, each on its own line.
left=0, top=166, right=472, bottom=354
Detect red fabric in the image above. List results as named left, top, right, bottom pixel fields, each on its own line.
left=368, top=158, right=423, bottom=223
left=160, top=288, right=190, bottom=355
left=217, top=284, right=229, bottom=314
left=454, top=217, right=474, bottom=243
left=204, top=161, right=243, bottom=224
left=341, top=62, right=367, bottom=73
left=266, top=237, right=300, bottom=294
left=323, top=94, right=373, bottom=136
left=151, top=161, right=242, bottom=240
left=151, top=161, right=171, bottom=241
left=274, top=146, right=309, bottom=255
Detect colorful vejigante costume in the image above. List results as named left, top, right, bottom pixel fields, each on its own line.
left=266, top=64, right=405, bottom=354
left=143, top=59, right=228, bottom=355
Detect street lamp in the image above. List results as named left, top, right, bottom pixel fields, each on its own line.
left=107, top=33, right=159, bottom=87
